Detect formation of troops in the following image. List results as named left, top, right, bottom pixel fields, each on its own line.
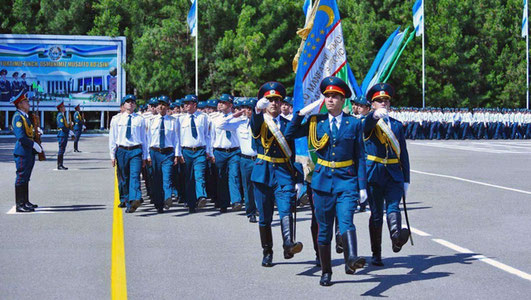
left=104, top=77, right=411, bottom=286
left=8, top=73, right=526, bottom=286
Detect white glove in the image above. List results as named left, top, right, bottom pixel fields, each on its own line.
left=299, top=99, right=324, bottom=116
left=33, top=142, right=42, bottom=153
left=295, top=183, right=303, bottom=199
left=69, top=130, right=75, bottom=137
left=37, top=127, right=43, bottom=135
left=82, top=125, right=87, bottom=131
left=359, top=189, right=368, bottom=204
left=373, top=108, right=388, bottom=120
left=255, top=97, right=270, bottom=110
left=404, top=182, right=410, bottom=198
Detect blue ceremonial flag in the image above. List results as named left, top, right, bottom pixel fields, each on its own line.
left=187, top=0, right=197, bottom=37
left=412, top=0, right=424, bottom=37
left=303, top=0, right=312, bottom=17
left=523, top=0, right=528, bottom=38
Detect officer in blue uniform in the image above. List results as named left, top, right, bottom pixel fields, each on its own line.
left=11, top=72, right=22, bottom=96
left=109, top=95, right=148, bottom=213
left=56, top=101, right=71, bottom=170
left=179, top=94, right=212, bottom=213
left=251, top=82, right=303, bottom=267
left=0, top=69, right=12, bottom=102
left=146, top=96, right=181, bottom=213
left=364, top=83, right=411, bottom=266
left=285, top=76, right=368, bottom=286
left=211, top=94, right=243, bottom=212
left=73, top=104, right=85, bottom=152
left=11, top=92, right=42, bottom=212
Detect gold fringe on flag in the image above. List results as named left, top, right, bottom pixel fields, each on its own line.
left=292, top=0, right=321, bottom=72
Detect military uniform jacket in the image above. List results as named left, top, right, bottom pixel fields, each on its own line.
left=0, top=79, right=11, bottom=101
left=73, top=111, right=84, bottom=131
left=12, top=110, right=35, bottom=157
left=363, top=111, right=410, bottom=185
left=285, top=113, right=367, bottom=193
left=56, top=112, right=70, bottom=137
left=250, top=111, right=296, bottom=187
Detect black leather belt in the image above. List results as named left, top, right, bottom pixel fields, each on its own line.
left=150, top=147, right=174, bottom=154
left=240, top=154, right=257, bottom=160
left=118, top=145, right=142, bottom=150
left=182, top=146, right=205, bottom=151
left=214, top=147, right=239, bottom=153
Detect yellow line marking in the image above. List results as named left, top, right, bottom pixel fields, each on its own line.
left=111, top=168, right=127, bottom=299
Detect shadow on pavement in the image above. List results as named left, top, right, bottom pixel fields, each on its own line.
left=37, top=204, right=107, bottom=212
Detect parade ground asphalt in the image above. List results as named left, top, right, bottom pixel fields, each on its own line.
left=0, top=136, right=530, bottom=299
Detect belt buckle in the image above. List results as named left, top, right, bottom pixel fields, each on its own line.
left=330, top=161, right=336, bottom=168
left=382, top=158, right=388, bottom=164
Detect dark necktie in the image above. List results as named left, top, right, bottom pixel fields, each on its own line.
left=331, top=118, right=338, bottom=138
left=190, top=114, right=198, bottom=138
left=159, top=117, right=165, bottom=148
left=224, top=114, right=231, bottom=139
left=126, top=114, right=132, bottom=139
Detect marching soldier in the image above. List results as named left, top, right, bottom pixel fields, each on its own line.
left=11, top=92, right=43, bottom=212
left=179, top=94, right=212, bottom=213
left=73, top=104, right=85, bottom=152
left=146, top=96, right=181, bottom=214
left=56, top=101, right=72, bottom=170
left=364, top=83, right=411, bottom=267
left=210, top=94, right=243, bottom=213
left=109, top=95, right=148, bottom=213
left=215, top=98, right=258, bottom=222
left=110, top=102, right=127, bottom=207
left=285, top=76, right=368, bottom=286
left=251, top=82, right=303, bottom=268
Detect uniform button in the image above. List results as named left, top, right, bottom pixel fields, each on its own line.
left=331, top=169, right=335, bottom=172
left=332, top=153, right=335, bottom=156
left=332, top=145, right=336, bottom=148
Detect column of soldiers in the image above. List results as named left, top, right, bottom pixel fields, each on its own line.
left=107, top=77, right=411, bottom=286
left=390, top=107, right=531, bottom=140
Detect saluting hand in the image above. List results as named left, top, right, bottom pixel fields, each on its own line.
left=299, top=98, right=324, bottom=116
left=255, top=97, right=270, bottom=113
left=373, top=108, right=388, bottom=120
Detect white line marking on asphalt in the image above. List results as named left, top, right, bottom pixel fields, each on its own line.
left=409, top=142, right=528, bottom=154
left=410, top=227, right=431, bottom=236
left=411, top=170, right=531, bottom=195
left=433, top=239, right=531, bottom=281
left=6, top=206, right=55, bottom=214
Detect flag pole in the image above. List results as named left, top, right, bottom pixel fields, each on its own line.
left=195, top=0, right=199, bottom=96
left=422, top=1, right=425, bottom=108
left=527, top=1, right=529, bottom=110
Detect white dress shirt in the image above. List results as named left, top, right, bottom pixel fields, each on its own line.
left=210, top=112, right=240, bottom=149
left=109, top=112, right=148, bottom=160
left=179, top=110, right=212, bottom=155
left=216, top=115, right=257, bottom=156
left=328, top=113, right=343, bottom=132
left=146, top=114, right=181, bottom=158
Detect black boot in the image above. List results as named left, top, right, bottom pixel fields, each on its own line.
left=369, top=219, right=384, bottom=266
left=335, top=220, right=343, bottom=253
left=15, top=185, right=33, bottom=212
left=259, top=225, right=273, bottom=267
left=387, top=212, right=410, bottom=253
left=318, top=244, right=332, bottom=286
left=74, top=142, right=81, bottom=152
left=57, top=154, right=68, bottom=170
left=280, top=215, right=303, bottom=259
left=342, top=230, right=366, bottom=274
left=24, top=183, right=38, bottom=209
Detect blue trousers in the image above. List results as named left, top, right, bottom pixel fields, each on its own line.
left=115, top=147, right=143, bottom=207
left=214, top=149, right=242, bottom=208
left=57, top=136, right=68, bottom=155
left=239, top=156, right=257, bottom=217
left=150, top=150, right=174, bottom=209
left=313, top=189, right=357, bottom=245
left=182, top=148, right=207, bottom=209
left=14, top=154, right=35, bottom=185
left=254, top=182, right=295, bottom=227
left=367, top=179, right=403, bottom=228
left=74, top=130, right=82, bottom=143
left=116, top=164, right=126, bottom=202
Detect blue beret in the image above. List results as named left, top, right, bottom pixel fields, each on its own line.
left=320, top=76, right=352, bottom=99
left=257, top=81, right=286, bottom=100
left=198, top=100, right=208, bottom=108
left=148, top=97, right=158, bottom=106
left=183, top=94, right=198, bottom=103
left=158, top=95, right=170, bottom=105
left=283, top=96, right=293, bottom=106
left=353, top=96, right=370, bottom=106
left=367, top=83, right=394, bottom=101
